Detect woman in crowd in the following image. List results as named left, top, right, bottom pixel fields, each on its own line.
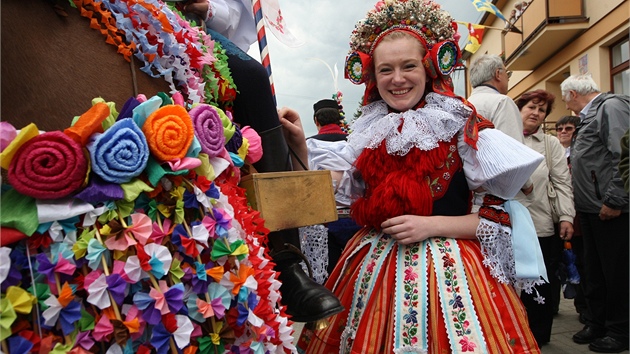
left=555, top=115, right=581, bottom=160
left=515, top=90, right=575, bottom=346
left=555, top=115, right=588, bottom=323
left=280, top=0, right=548, bottom=352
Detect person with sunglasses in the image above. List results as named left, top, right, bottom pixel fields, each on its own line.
left=555, top=115, right=581, bottom=160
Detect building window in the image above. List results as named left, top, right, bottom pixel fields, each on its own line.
left=611, top=39, right=629, bottom=95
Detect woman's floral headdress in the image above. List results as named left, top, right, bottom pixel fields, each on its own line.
left=345, top=0, right=462, bottom=104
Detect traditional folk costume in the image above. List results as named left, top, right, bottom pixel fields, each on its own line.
left=299, top=1, right=547, bottom=353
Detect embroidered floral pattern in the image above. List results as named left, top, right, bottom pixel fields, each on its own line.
left=342, top=232, right=394, bottom=353
left=400, top=243, right=422, bottom=347
left=428, top=141, right=460, bottom=200
left=433, top=238, right=476, bottom=351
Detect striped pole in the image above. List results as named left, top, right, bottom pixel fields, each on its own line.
left=252, top=0, right=277, bottom=106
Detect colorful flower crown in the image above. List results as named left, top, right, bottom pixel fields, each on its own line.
left=348, top=0, right=457, bottom=55
left=345, top=0, right=462, bottom=104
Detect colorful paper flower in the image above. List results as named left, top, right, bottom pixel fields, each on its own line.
left=42, top=283, right=82, bottom=336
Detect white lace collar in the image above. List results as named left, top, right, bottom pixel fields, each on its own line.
left=347, top=93, right=472, bottom=155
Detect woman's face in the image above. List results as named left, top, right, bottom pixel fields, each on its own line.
left=372, top=35, right=427, bottom=112
left=556, top=124, right=575, bottom=147
left=520, top=99, right=548, bottom=134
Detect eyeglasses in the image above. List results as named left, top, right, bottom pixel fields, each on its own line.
left=500, top=68, right=513, bottom=79
left=556, top=126, right=575, bottom=132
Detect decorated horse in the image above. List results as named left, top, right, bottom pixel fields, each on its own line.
left=0, top=1, right=337, bottom=352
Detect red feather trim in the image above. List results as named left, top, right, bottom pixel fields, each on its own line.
left=352, top=137, right=456, bottom=229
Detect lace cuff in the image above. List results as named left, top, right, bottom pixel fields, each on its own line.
left=477, top=204, right=515, bottom=285
left=477, top=201, right=547, bottom=296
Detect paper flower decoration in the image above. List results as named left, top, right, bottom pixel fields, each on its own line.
left=142, top=105, right=194, bottom=162
left=0, top=297, right=17, bottom=341
left=42, top=283, right=82, bottom=336
left=151, top=314, right=193, bottom=354
left=36, top=253, right=77, bottom=284
left=0, top=247, right=11, bottom=283
left=1, top=88, right=295, bottom=353
left=137, top=243, right=173, bottom=279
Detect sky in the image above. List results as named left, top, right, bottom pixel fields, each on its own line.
left=246, top=0, right=484, bottom=137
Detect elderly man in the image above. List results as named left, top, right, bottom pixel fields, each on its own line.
left=561, top=74, right=629, bottom=353
left=467, top=54, right=533, bottom=204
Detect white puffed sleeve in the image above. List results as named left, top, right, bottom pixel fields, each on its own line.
left=306, top=139, right=364, bottom=208
left=458, top=128, right=543, bottom=199
left=205, top=0, right=257, bottom=52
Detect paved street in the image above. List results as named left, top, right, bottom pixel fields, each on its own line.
left=543, top=297, right=629, bottom=354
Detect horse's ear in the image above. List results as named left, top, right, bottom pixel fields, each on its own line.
left=48, top=0, right=70, bottom=17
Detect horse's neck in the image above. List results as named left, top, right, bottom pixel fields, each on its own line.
left=1, top=0, right=170, bottom=132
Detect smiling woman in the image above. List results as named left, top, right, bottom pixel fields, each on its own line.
left=515, top=89, right=576, bottom=346
left=279, top=0, right=550, bottom=352
left=373, top=32, right=428, bottom=112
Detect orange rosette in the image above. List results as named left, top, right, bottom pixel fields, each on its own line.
left=142, top=105, right=194, bottom=162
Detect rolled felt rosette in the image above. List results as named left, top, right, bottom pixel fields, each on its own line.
left=189, top=104, right=226, bottom=157
left=241, top=126, right=262, bottom=164
left=88, top=118, right=150, bottom=184
left=142, top=104, right=194, bottom=162
left=7, top=131, right=88, bottom=199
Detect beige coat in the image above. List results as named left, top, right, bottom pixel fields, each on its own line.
left=517, top=129, right=575, bottom=237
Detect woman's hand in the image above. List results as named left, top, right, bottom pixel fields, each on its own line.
left=381, top=214, right=480, bottom=245
left=558, top=220, right=574, bottom=240
left=381, top=215, right=434, bottom=245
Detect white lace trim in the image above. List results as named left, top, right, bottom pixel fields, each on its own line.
left=348, top=93, right=471, bottom=156
left=476, top=214, right=515, bottom=285
left=476, top=210, right=547, bottom=298
left=299, top=225, right=329, bottom=285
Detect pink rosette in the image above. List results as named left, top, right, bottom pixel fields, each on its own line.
left=8, top=131, right=88, bottom=199
left=241, top=126, right=262, bottom=163
left=0, top=121, right=17, bottom=152
left=189, top=104, right=226, bottom=157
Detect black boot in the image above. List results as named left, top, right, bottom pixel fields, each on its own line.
left=272, top=239, right=344, bottom=323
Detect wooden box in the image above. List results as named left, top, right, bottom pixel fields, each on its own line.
left=239, top=170, right=338, bottom=231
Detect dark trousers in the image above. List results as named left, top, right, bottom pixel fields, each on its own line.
left=579, top=212, right=629, bottom=342
left=326, top=218, right=361, bottom=275
left=570, top=233, right=589, bottom=315
left=521, top=235, right=563, bottom=345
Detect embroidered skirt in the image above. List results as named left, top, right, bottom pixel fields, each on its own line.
left=299, top=228, right=540, bottom=354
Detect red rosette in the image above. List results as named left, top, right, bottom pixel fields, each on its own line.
left=7, top=131, right=88, bottom=199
